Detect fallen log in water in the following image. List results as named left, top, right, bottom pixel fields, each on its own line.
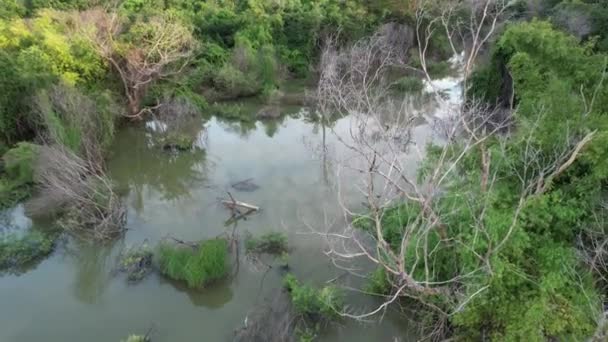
left=221, top=192, right=260, bottom=226
left=221, top=198, right=260, bottom=212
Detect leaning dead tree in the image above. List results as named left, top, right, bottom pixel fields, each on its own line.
left=27, top=84, right=126, bottom=240
left=75, top=9, right=196, bottom=117
left=29, top=145, right=126, bottom=240
left=312, top=0, right=598, bottom=338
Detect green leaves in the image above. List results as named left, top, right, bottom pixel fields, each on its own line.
left=283, top=274, right=343, bottom=321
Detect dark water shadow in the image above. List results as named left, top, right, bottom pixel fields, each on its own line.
left=158, top=275, right=234, bottom=309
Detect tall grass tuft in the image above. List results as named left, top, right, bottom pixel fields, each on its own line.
left=157, top=238, right=229, bottom=288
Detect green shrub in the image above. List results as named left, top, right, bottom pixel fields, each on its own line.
left=0, top=0, right=25, bottom=19
left=162, top=133, right=195, bottom=151
left=283, top=274, right=343, bottom=321
left=255, top=45, right=279, bottom=89
left=0, top=230, right=57, bottom=271
left=366, top=267, right=392, bottom=295
left=391, top=76, right=424, bottom=93
left=428, top=30, right=454, bottom=60
left=0, top=142, right=38, bottom=208
left=3, top=142, right=38, bottom=186
left=245, top=232, right=288, bottom=255
left=157, top=238, right=229, bottom=288
left=213, top=64, right=260, bottom=98
left=0, top=179, right=32, bottom=209
left=120, top=335, right=146, bottom=342
left=296, top=327, right=317, bottom=342
left=426, top=60, right=452, bottom=78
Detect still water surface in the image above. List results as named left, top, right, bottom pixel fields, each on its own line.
left=0, top=55, right=464, bottom=340
left=0, top=108, right=429, bottom=341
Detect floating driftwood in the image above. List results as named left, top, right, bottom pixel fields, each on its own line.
left=222, top=192, right=259, bottom=225
left=222, top=191, right=260, bottom=212
left=222, top=200, right=260, bottom=212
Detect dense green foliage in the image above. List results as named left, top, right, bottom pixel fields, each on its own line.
left=391, top=76, right=424, bottom=94
left=0, top=0, right=399, bottom=159
left=0, top=142, right=38, bottom=208
left=157, top=238, right=229, bottom=288
left=545, top=0, right=608, bottom=51
left=284, top=274, right=343, bottom=321
left=401, top=19, right=608, bottom=340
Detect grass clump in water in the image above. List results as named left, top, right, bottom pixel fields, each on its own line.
left=283, top=274, right=343, bottom=321
left=157, top=238, right=229, bottom=288
left=162, top=132, right=195, bottom=151
left=245, top=232, right=288, bottom=255
left=0, top=230, right=57, bottom=272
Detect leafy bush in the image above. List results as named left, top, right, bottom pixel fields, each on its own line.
left=212, top=63, right=260, bottom=98
left=162, top=133, right=195, bottom=151
left=426, top=60, right=452, bottom=78
left=0, top=230, right=57, bottom=272
left=431, top=20, right=608, bottom=340
left=245, top=232, right=288, bottom=255
left=120, top=335, right=146, bottom=342
left=283, top=274, right=343, bottom=321
left=3, top=142, right=38, bottom=186
left=157, top=238, right=229, bottom=288
left=0, top=0, right=25, bottom=19
left=391, top=76, right=424, bottom=93
left=0, top=142, right=38, bottom=208
left=366, top=267, right=392, bottom=295
left=0, top=179, right=32, bottom=209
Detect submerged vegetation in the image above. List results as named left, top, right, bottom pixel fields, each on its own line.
left=245, top=232, right=288, bottom=255
left=117, top=243, right=154, bottom=283
left=0, top=230, right=58, bottom=273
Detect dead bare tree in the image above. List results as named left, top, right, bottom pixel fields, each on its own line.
left=311, top=0, right=599, bottom=339
left=415, top=0, right=510, bottom=93
left=28, top=84, right=126, bottom=240
left=27, top=145, right=126, bottom=240
left=75, top=9, right=196, bottom=118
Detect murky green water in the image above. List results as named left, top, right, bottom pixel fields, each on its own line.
left=0, top=103, right=435, bottom=341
